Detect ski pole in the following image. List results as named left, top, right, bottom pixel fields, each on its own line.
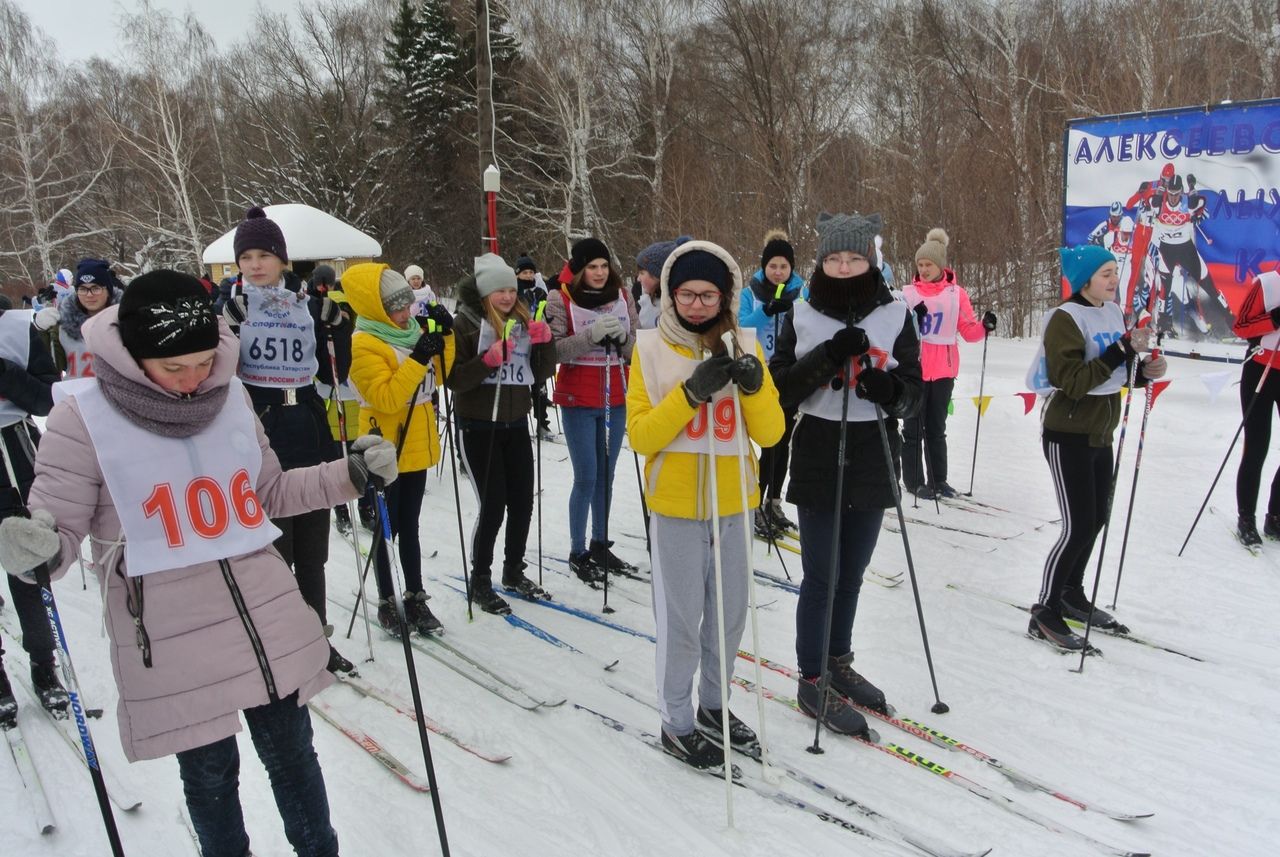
left=535, top=301, right=547, bottom=587
left=327, top=339, right=374, bottom=662
left=723, top=330, right=777, bottom=785
left=700, top=344, right=734, bottom=825
left=965, top=330, right=991, bottom=496
left=366, top=452, right=451, bottom=856
left=809, top=324, right=856, bottom=756
left=439, top=352, right=473, bottom=622
left=612, top=351, right=651, bottom=557
left=601, top=340, right=616, bottom=615
left=866, top=357, right=949, bottom=715
left=1179, top=349, right=1270, bottom=557
left=469, top=319, right=513, bottom=614
left=1072, top=353, right=1142, bottom=675
left=34, top=563, right=126, bottom=855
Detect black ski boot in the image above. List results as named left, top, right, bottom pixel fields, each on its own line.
left=569, top=551, right=604, bottom=587
left=825, top=652, right=889, bottom=714
left=1028, top=604, right=1090, bottom=652
left=357, top=499, right=375, bottom=533
left=404, top=591, right=444, bottom=636
left=914, top=484, right=939, bottom=501
left=661, top=727, right=730, bottom=772
left=333, top=504, right=353, bottom=538
left=590, top=540, right=639, bottom=574
left=753, top=509, right=778, bottom=540
left=502, top=562, right=551, bottom=600
left=0, top=662, right=16, bottom=728
left=766, top=499, right=796, bottom=534
left=695, top=706, right=760, bottom=757
left=1060, top=588, right=1127, bottom=633
left=469, top=580, right=512, bottom=616
left=1264, top=514, right=1280, bottom=541
left=1238, top=516, right=1263, bottom=551
left=326, top=645, right=357, bottom=676
left=795, top=677, right=870, bottom=737
left=377, top=598, right=403, bottom=638
left=31, top=662, right=69, bottom=717
left=934, top=481, right=960, bottom=499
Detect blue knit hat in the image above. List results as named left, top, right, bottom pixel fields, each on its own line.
left=1059, top=244, right=1116, bottom=294
left=636, top=236, right=690, bottom=279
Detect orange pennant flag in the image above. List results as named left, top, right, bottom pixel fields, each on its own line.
left=972, top=395, right=993, bottom=416
left=1017, top=392, right=1037, bottom=415
left=1149, top=379, right=1171, bottom=408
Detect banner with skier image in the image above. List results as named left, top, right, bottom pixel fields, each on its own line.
left=1062, top=97, right=1280, bottom=341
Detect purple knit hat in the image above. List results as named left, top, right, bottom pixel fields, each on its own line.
left=233, top=207, right=288, bottom=264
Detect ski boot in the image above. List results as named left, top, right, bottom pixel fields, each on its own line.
left=661, top=727, right=730, bottom=772
left=376, top=598, right=403, bottom=638
left=695, top=706, right=760, bottom=758
left=31, top=662, right=69, bottom=717
left=1060, top=588, right=1128, bottom=634
left=469, top=579, right=512, bottom=616
left=590, top=540, right=639, bottom=575
left=333, top=504, right=353, bottom=538
left=753, top=508, right=778, bottom=541
left=326, top=645, right=357, bottom=676
left=934, top=481, right=960, bottom=499
left=569, top=551, right=605, bottom=587
left=766, top=499, right=797, bottom=534
left=0, top=662, right=15, bottom=729
left=357, top=499, right=375, bottom=533
left=825, top=652, right=889, bottom=714
left=795, top=677, right=870, bottom=737
left=1028, top=604, right=1093, bottom=653
left=914, top=484, right=939, bottom=501
left=403, top=591, right=444, bottom=636
left=536, top=421, right=556, bottom=442
left=1237, top=516, right=1263, bottom=552
left=1264, top=513, right=1280, bottom=541
left=502, top=562, right=551, bottom=600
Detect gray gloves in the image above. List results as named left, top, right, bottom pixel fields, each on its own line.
left=683, top=355, right=734, bottom=405
left=348, top=435, right=399, bottom=492
left=588, top=315, right=624, bottom=345
left=0, top=509, right=61, bottom=582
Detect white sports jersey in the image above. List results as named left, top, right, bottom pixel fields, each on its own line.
left=1025, top=302, right=1126, bottom=396
left=791, top=301, right=905, bottom=423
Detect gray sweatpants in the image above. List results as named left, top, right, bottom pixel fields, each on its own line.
left=650, top=511, right=750, bottom=736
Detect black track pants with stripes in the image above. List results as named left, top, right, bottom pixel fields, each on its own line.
left=1038, top=438, right=1112, bottom=610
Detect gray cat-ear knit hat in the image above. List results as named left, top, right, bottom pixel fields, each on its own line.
left=815, top=212, right=883, bottom=262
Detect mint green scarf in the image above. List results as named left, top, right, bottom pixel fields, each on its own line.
left=355, top=315, right=420, bottom=350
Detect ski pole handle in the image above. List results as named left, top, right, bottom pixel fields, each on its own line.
left=773, top=283, right=786, bottom=300
left=535, top=300, right=546, bottom=322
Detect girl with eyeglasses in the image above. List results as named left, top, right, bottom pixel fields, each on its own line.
left=544, top=238, right=640, bottom=585
left=32, top=258, right=124, bottom=379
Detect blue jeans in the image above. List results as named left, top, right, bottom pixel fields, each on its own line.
left=561, top=404, right=627, bottom=554
left=795, top=505, right=884, bottom=677
left=176, top=693, right=338, bottom=857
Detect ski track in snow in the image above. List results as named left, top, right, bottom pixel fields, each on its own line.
left=1, top=337, right=1276, bottom=856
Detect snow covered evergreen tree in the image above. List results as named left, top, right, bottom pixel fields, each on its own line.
left=380, top=0, right=468, bottom=170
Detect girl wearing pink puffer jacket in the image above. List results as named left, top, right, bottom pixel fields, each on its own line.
left=900, top=228, right=996, bottom=499
left=0, top=270, right=399, bottom=857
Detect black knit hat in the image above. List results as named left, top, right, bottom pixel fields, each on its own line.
left=118, top=270, right=220, bottom=361
left=668, top=249, right=731, bottom=295
left=75, top=258, right=124, bottom=293
left=569, top=238, right=610, bottom=275
left=310, top=264, right=337, bottom=289
left=515, top=255, right=537, bottom=274
left=233, top=206, right=289, bottom=264
left=759, top=231, right=795, bottom=272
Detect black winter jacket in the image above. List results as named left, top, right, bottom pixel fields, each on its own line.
left=0, top=315, right=58, bottom=511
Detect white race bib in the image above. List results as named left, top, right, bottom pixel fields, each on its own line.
left=636, top=328, right=756, bottom=456
left=238, top=284, right=318, bottom=388
left=566, top=294, right=630, bottom=366
left=477, top=320, right=533, bottom=387
left=55, top=377, right=281, bottom=577
left=902, top=283, right=960, bottom=344
left=0, top=311, right=33, bottom=427
left=1025, top=302, right=1126, bottom=396
left=59, top=327, right=95, bottom=379
left=792, top=301, right=905, bottom=423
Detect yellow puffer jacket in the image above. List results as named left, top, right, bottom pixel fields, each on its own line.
left=627, top=334, right=784, bottom=519
left=342, top=263, right=454, bottom=473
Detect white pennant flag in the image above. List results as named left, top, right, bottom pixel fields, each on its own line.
left=1200, top=369, right=1236, bottom=405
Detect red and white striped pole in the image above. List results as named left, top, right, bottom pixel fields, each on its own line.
left=483, top=164, right=501, bottom=254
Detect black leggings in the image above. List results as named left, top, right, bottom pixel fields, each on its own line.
left=902, top=377, right=955, bottom=490
left=1235, top=358, right=1280, bottom=518
left=758, top=406, right=796, bottom=500
left=371, top=468, right=428, bottom=599
left=272, top=509, right=331, bottom=624
left=1039, top=439, right=1112, bottom=609
left=461, top=420, right=535, bottom=585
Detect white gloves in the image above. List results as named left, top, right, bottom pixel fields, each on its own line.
left=348, top=435, right=398, bottom=491
left=33, top=307, right=61, bottom=332
left=0, top=509, right=61, bottom=582
left=588, top=315, right=623, bottom=345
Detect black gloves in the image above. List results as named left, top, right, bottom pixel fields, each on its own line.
left=424, top=302, right=454, bottom=333
left=855, top=367, right=897, bottom=405
left=222, top=294, right=247, bottom=326
left=683, top=355, right=733, bottom=405
left=763, top=295, right=794, bottom=318
left=824, top=326, right=870, bottom=361
left=318, top=297, right=343, bottom=327
left=410, top=331, right=446, bottom=364
left=982, top=311, right=997, bottom=332
left=1270, top=306, right=1280, bottom=329
left=728, top=354, right=763, bottom=394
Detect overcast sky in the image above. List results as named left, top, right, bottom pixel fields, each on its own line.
left=24, top=0, right=301, bottom=58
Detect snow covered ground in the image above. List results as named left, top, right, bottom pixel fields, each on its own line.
left=2, top=335, right=1276, bottom=857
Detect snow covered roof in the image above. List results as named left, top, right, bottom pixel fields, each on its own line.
left=202, top=204, right=382, bottom=264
